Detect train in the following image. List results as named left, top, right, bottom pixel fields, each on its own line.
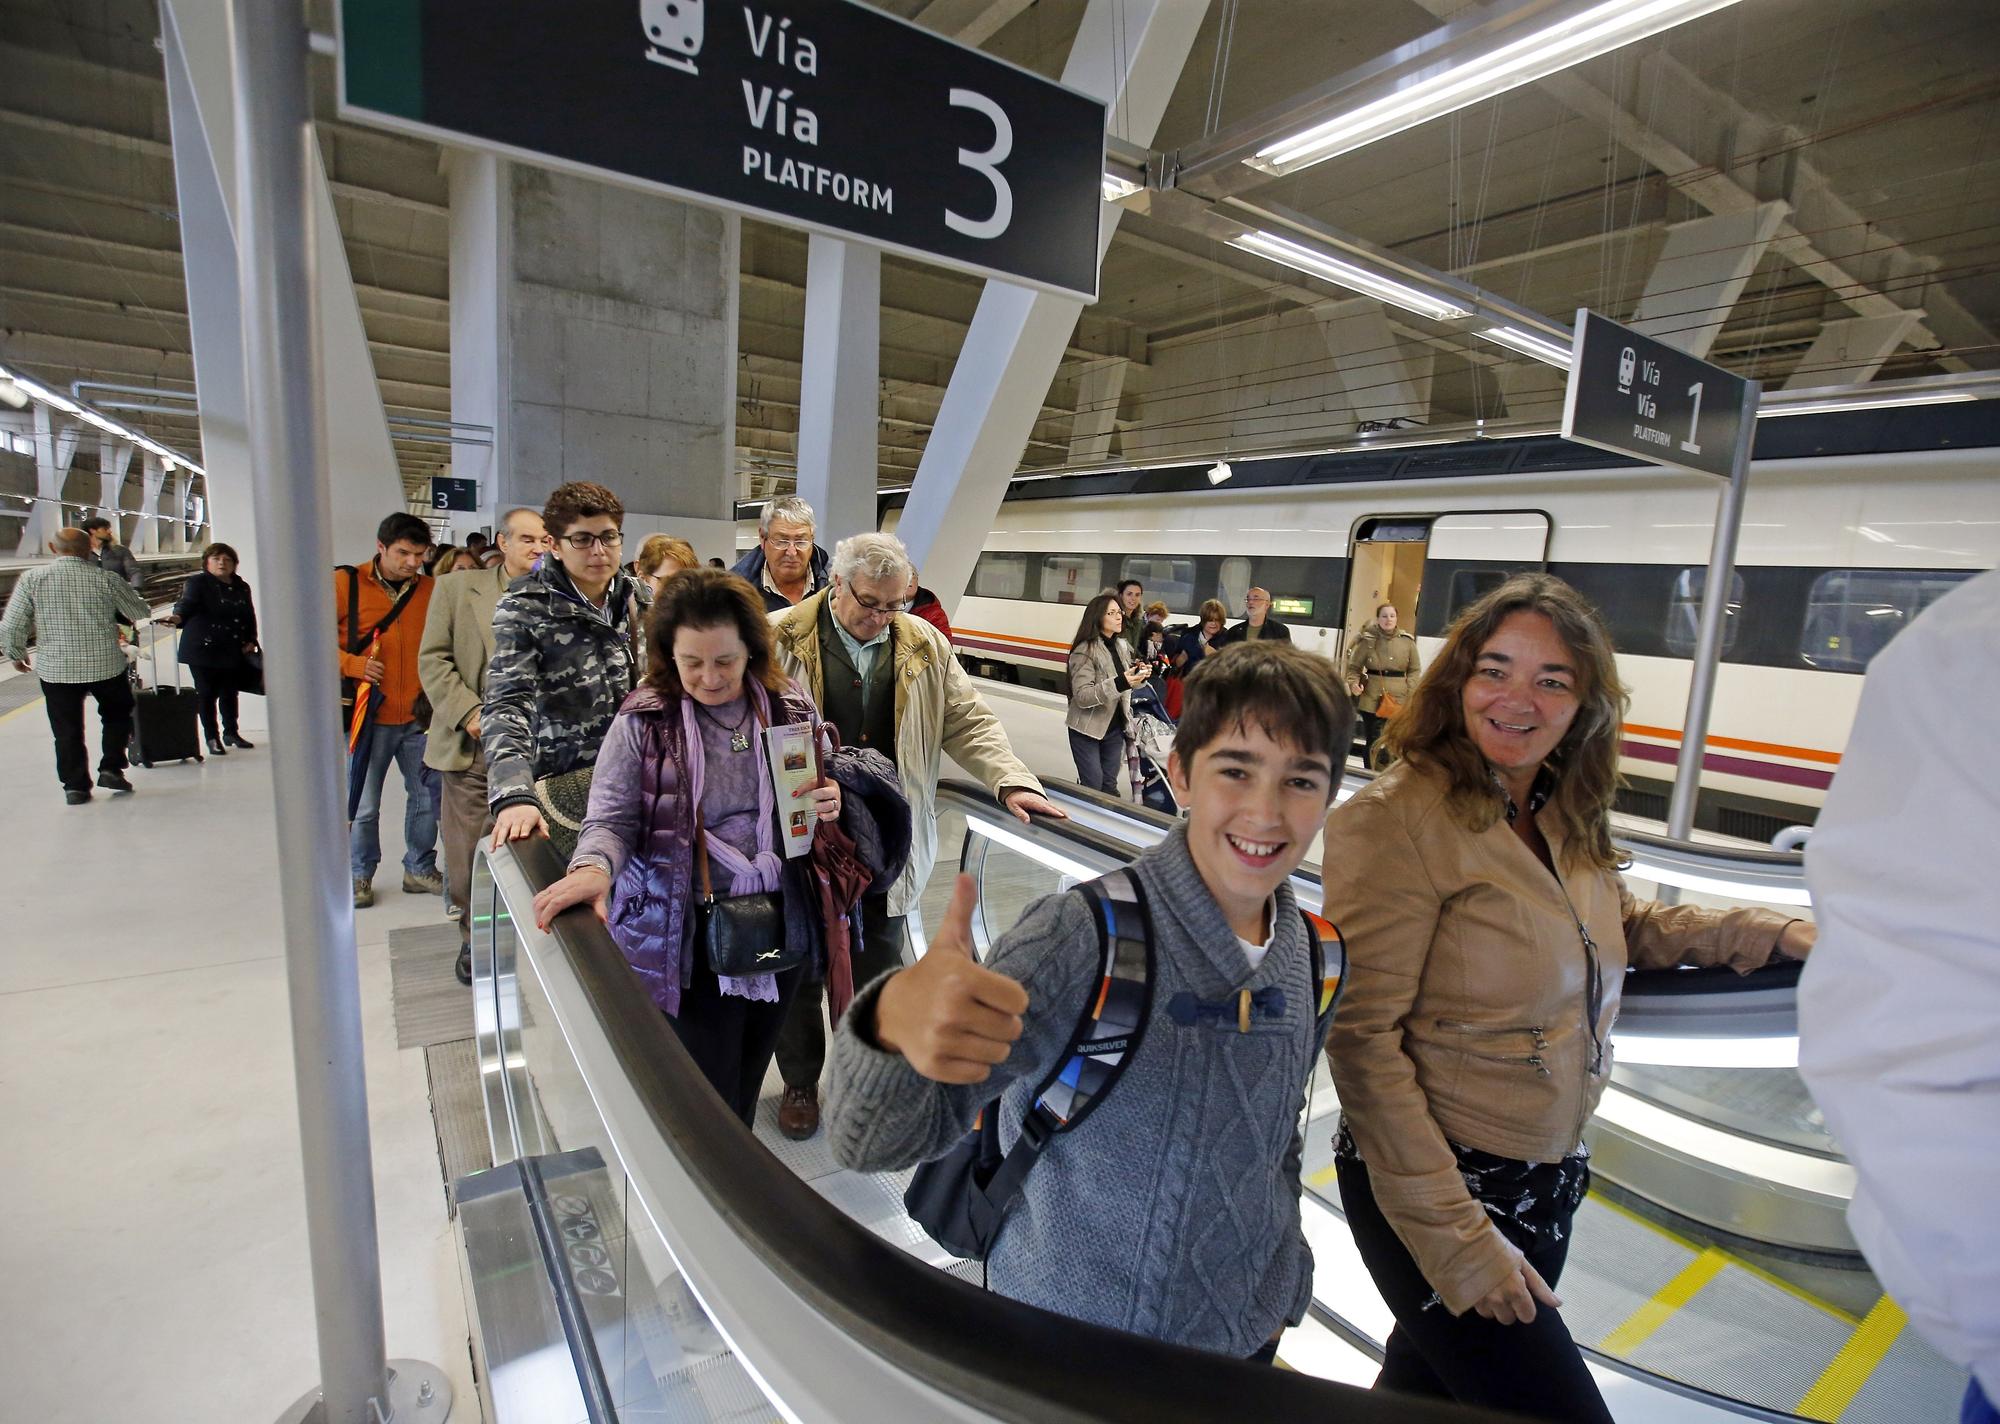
left=746, top=404, right=2000, bottom=841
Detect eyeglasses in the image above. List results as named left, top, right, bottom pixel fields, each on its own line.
left=766, top=536, right=814, bottom=552
left=560, top=531, right=624, bottom=551
left=847, top=591, right=911, bottom=618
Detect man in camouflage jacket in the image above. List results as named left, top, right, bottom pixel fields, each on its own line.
left=482, top=555, right=648, bottom=823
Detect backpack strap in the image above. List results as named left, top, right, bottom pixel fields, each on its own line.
left=1300, top=906, right=1347, bottom=1039
left=971, top=865, right=1156, bottom=1216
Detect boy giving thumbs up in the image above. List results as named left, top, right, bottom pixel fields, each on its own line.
left=824, top=642, right=1354, bottom=1361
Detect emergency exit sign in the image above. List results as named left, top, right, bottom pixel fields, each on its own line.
left=1561, top=310, right=1754, bottom=480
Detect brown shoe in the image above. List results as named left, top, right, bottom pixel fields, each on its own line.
left=777, top=1085, right=819, bottom=1141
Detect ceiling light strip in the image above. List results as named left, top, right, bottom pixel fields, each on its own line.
left=1226, top=230, right=1472, bottom=322
left=1251, top=0, right=1746, bottom=175
left=0, top=363, right=206, bottom=475
left=1478, top=324, right=1575, bottom=367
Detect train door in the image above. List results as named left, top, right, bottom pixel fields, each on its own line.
left=1342, top=519, right=1429, bottom=662
left=1341, top=512, right=1551, bottom=659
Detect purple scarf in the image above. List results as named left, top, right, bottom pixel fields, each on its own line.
left=683, top=679, right=784, bottom=1001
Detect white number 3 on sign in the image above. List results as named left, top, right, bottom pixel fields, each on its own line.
left=945, top=89, right=1013, bottom=240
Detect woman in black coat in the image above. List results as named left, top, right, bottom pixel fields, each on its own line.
left=165, top=542, right=259, bottom=755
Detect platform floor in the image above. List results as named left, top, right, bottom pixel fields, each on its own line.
left=0, top=680, right=475, bottom=1421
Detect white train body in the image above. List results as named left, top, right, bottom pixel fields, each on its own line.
left=864, top=442, right=1999, bottom=836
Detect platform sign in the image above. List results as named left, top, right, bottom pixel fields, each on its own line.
left=337, top=0, right=1108, bottom=300
left=1561, top=310, right=1752, bottom=480
left=431, top=476, right=478, bottom=513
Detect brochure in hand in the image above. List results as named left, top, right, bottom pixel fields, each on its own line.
left=764, top=721, right=820, bottom=858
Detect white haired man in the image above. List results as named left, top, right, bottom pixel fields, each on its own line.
left=731, top=494, right=828, bottom=613
left=768, top=530, right=1064, bottom=1138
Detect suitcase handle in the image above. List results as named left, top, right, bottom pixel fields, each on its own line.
left=147, top=622, right=184, bottom=691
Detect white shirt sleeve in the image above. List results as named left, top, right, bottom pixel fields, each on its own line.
left=1798, top=570, right=2000, bottom=1397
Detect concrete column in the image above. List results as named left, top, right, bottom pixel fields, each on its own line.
left=1066, top=357, right=1130, bottom=464
left=160, top=0, right=405, bottom=583
left=450, top=160, right=741, bottom=556
left=896, top=0, right=1211, bottom=613
left=794, top=233, right=881, bottom=550
left=172, top=468, right=195, bottom=551
left=16, top=406, right=81, bottom=556
left=1316, top=299, right=1432, bottom=427
left=99, top=435, right=136, bottom=537
left=1782, top=312, right=1925, bottom=389
left=1631, top=202, right=1789, bottom=358
left=137, top=452, right=169, bottom=554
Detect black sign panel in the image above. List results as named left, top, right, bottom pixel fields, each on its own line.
left=1561, top=310, right=1754, bottom=479
left=431, top=476, right=478, bottom=513
left=338, top=0, right=1107, bottom=300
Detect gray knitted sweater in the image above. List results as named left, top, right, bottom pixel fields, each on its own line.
left=826, top=826, right=1330, bottom=1356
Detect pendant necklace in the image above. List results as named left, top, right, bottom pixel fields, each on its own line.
left=697, top=698, right=753, bottom=752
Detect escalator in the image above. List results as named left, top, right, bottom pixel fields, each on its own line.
left=457, top=780, right=1967, bottom=1422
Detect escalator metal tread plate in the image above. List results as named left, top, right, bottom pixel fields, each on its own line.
left=1622, top=1263, right=1850, bottom=1411
left=1558, top=1197, right=1705, bottom=1340
left=651, top=1352, right=774, bottom=1423
left=1837, top=1326, right=1972, bottom=1424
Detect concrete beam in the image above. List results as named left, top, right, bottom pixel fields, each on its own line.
left=1629, top=203, right=1788, bottom=358
left=1782, top=312, right=1928, bottom=390
left=1066, top=357, right=1132, bottom=463
left=794, top=234, right=882, bottom=549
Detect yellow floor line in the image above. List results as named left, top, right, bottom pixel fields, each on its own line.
left=1597, top=1249, right=1729, bottom=1357
left=1797, top=1296, right=1908, bottom=1421
left=1584, top=1187, right=1861, bottom=1326
left=1307, top=1162, right=1341, bottom=1189
left=0, top=696, right=45, bottom=727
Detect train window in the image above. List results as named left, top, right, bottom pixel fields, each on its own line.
left=1663, top=569, right=1745, bottom=656
left=1799, top=569, right=1975, bottom=672
left=1446, top=568, right=1508, bottom=618
left=1215, top=556, right=1254, bottom=612
left=1119, top=556, right=1197, bottom=613
left=1039, top=554, right=1102, bottom=605
left=971, top=551, right=1029, bottom=600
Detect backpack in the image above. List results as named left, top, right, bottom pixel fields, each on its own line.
left=903, top=866, right=1346, bottom=1262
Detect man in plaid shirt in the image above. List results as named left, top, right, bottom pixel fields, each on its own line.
left=2, top=526, right=154, bottom=803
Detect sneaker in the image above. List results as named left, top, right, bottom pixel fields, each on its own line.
left=64, top=789, right=92, bottom=805
left=353, top=877, right=374, bottom=909
left=95, top=769, right=135, bottom=794
left=445, top=902, right=463, bottom=921
left=454, top=945, right=473, bottom=986
left=777, top=1086, right=820, bottom=1141
left=402, top=868, right=445, bottom=895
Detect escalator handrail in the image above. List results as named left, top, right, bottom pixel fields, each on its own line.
left=495, top=836, right=1492, bottom=1424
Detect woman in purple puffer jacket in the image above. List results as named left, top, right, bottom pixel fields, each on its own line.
left=532, top=568, right=843, bottom=1124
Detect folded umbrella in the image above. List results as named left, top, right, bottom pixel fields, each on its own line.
left=345, top=633, right=381, bottom=822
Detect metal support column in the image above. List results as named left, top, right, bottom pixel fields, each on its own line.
left=1664, top=378, right=1762, bottom=842
left=227, top=3, right=450, bottom=1421
left=794, top=233, right=882, bottom=550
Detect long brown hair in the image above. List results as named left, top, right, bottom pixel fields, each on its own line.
left=1069, top=591, right=1123, bottom=651
left=644, top=568, right=791, bottom=699
left=1381, top=573, right=1628, bottom=870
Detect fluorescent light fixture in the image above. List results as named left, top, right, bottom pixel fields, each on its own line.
left=0, top=361, right=205, bottom=474
left=1227, top=229, right=1471, bottom=321
left=1479, top=324, right=1574, bottom=367
left=1249, top=0, right=1746, bottom=175
left=1206, top=461, right=1235, bottom=486
left=1757, top=390, right=1978, bottom=418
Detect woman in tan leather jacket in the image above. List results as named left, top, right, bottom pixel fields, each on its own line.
left=1321, top=573, right=1813, bottom=1423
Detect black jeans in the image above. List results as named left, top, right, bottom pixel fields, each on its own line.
left=666, top=963, right=803, bottom=1127
left=1355, top=710, right=1386, bottom=767
left=42, top=675, right=135, bottom=792
left=189, top=665, right=240, bottom=740
left=1338, top=1153, right=1612, bottom=1424
left=1068, top=725, right=1127, bottom=795
left=774, top=896, right=908, bottom=1090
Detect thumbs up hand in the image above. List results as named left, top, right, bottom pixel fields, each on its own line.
left=873, top=874, right=1028, bottom=1084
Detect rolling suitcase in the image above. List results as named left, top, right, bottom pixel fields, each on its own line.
left=131, top=636, right=204, bottom=767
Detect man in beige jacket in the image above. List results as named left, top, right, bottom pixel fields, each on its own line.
left=768, top=530, right=1061, bottom=1138
left=419, top=506, right=551, bottom=984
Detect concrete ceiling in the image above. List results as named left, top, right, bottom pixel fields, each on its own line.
left=1, top=0, right=1994, bottom=507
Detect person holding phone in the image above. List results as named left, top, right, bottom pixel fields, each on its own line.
left=1065, top=591, right=1151, bottom=796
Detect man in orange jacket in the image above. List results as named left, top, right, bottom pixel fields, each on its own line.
left=339, top=511, right=441, bottom=908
